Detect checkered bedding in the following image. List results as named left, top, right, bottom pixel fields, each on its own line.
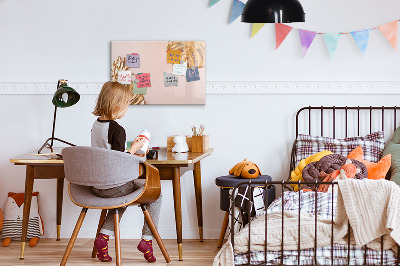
left=234, top=191, right=397, bottom=265
left=294, top=131, right=385, bottom=166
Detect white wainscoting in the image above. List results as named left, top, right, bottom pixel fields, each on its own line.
left=1, top=81, right=400, bottom=95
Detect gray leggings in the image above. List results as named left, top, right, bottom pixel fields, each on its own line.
left=92, top=180, right=162, bottom=240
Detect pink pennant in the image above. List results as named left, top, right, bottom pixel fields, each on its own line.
left=275, top=24, right=293, bottom=49
left=378, top=21, right=398, bottom=50
left=298, top=29, right=317, bottom=58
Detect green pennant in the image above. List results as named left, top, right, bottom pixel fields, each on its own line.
left=209, top=0, right=220, bottom=7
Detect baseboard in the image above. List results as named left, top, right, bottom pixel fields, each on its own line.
left=1, top=81, right=400, bottom=94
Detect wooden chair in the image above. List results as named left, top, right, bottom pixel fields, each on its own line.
left=60, top=146, right=171, bottom=265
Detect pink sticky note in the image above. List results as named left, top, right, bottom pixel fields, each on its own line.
left=136, top=73, right=151, bottom=88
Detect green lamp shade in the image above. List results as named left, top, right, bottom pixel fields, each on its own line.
left=52, top=84, right=80, bottom=108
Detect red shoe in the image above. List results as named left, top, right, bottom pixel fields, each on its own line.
left=94, top=233, right=112, bottom=262
left=137, top=239, right=156, bottom=262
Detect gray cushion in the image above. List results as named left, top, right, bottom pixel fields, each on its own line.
left=62, top=146, right=145, bottom=188
left=69, top=180, right=145, bottom=208
left=382, top=126, right=400, bottom=184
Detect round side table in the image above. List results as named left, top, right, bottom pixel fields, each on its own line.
left=215, top=175, right=275, bottom=248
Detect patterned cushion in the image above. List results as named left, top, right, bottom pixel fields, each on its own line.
left=295, top=131, right=385, bottom=166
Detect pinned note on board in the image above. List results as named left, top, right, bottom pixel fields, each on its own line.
left=172, top=62, right=187, bottom=76
left=118, top=71, right=132, bottom=84
left=136, top=73, right=151, bottom=88
left=164, top=73, right=179, bottom=87
left=186, top=67, right=200, bottom=82
left=167, top=50, right=182, bottom=64
left=126, top=53, right=140, bottom=68
left=132, top=83, right=147, bottom=95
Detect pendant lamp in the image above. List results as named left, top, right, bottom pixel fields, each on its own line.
left=38, top=79, right=80, bottom=154
left=241, top=0, right=305, bottom=23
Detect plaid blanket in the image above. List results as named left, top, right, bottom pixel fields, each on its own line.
left=234, top=191, right=397, bottom=265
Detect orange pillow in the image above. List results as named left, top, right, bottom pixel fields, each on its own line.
left=347, top=146, right=391, bottom=180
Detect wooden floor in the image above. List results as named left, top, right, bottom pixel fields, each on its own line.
left=0, top=239, right=221, bottom=265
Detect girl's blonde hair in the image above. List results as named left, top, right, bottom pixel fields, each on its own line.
left=93, top=81, right=133, bottom=120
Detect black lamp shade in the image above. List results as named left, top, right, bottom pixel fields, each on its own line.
left=52, top=84, right=80, bottom=108
left=241, top=0, right=305, bottom=23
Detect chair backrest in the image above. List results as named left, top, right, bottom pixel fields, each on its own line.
left=62, top=146, right=145, bottom=187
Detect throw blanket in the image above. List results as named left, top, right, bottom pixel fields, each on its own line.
left=214, top=179, right=400, bottom=266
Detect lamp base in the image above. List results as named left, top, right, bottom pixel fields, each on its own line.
left=38, top=137, right=76, bottom=154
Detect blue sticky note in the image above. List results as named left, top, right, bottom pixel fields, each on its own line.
left=186, top=67, right=200, bottom=82
left=126, top=53, right=140, bottom=68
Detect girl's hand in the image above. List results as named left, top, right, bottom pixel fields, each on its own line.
left=129, top=137, right=147, bottom=155
left=134, top=148, right=149, bottom=157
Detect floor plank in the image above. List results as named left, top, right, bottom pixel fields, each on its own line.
left=0, top=239, right=221, bottom=265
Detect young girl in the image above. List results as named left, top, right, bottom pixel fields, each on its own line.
left=91, top=81, right=162, bottom=263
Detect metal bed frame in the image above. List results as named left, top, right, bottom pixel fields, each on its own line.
left=230, top=106, right=400, bottom=266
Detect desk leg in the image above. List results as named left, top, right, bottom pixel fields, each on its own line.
left=56, top=178, right=64, bottom=241
left=172, top=167, right=183, bottom=261
left=193, top=161, right=203, bottom=242
left=20, top=165, right=35, bottom=259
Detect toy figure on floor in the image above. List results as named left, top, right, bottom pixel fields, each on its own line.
left=1, top=192, right=44, bottom=247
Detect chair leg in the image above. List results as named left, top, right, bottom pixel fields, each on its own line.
left=91, top=209, right=108, bottom=258
left=114, top=209, right=121, bottom=266
left=141, top=205, right=171, bottom=263
left=60, top=208, right=88, bottom=266
left=217, top=211, right=230, bottom=248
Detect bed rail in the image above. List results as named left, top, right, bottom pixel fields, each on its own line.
left=289, top=106, right=400, bottom=182
left=230, top=180, right=400, bottom=266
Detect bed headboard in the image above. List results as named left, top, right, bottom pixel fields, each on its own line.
left=290, top=106, right=400, bottom=179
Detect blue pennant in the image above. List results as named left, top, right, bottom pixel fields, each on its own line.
left=229, top=0, right=245, bottom=24
left=351, top=29, right=371, bottom=55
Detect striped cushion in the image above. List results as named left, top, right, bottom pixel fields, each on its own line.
left=1, top=217, right=40, bottom=240
left=295, top=131, right=385, bottom=166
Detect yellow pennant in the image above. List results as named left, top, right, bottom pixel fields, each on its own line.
left=251, top=23, right=266, bottom=38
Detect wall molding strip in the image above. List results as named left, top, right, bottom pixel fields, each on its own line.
left=0, top=81, right=399, bottom=95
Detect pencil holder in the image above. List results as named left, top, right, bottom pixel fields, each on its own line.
left=191, top=135, right=209, bottom=153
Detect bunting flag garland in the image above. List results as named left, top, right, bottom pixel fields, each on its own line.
left=323, top=33, right=341, bottom=58
left=298, top=30, right=317, bottom=58
left=351, top=29, right=370, bottom=55
left=251, top=23, right=266, bottom=38
left=275, top=23, right=293, bottom=49
left=229, top=0, right=245, bottom=24
left=378, top=21, right=398, bottom=50
left=209, top=0, right=220, bottom=7
left=207, top=4, right=400, bottom=58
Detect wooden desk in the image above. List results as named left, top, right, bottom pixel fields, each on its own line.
left=9, top=148, right=64, bottom=259
left=10, top=147, right=213, bottom=261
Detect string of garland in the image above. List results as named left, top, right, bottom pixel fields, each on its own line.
left=210, top=0, right=399, bottom=58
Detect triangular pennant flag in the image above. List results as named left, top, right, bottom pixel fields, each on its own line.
left=229, top=0, right=245, bottom=24
left=351, top=29, right=370, bottom=55
left=209, top=0, right=220, bottom=7
left=378, top=21, right=398, bottom=50
left=323, top=33, right=341, bottom=58
left=298, top=29, right=317, bottom=58
left=251, top=23, right=266, bottom=38
left=275, top=23, right=293, bottom=49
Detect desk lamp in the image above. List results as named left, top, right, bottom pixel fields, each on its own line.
left=38, top=79, right=80, bottom=154
left=241, top=0, right=305, bottom=23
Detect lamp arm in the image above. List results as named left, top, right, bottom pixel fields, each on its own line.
left=50, top=105, right=57, bottom=148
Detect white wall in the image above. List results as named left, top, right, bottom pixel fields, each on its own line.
left=1, top=0, right=400, bottom=239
